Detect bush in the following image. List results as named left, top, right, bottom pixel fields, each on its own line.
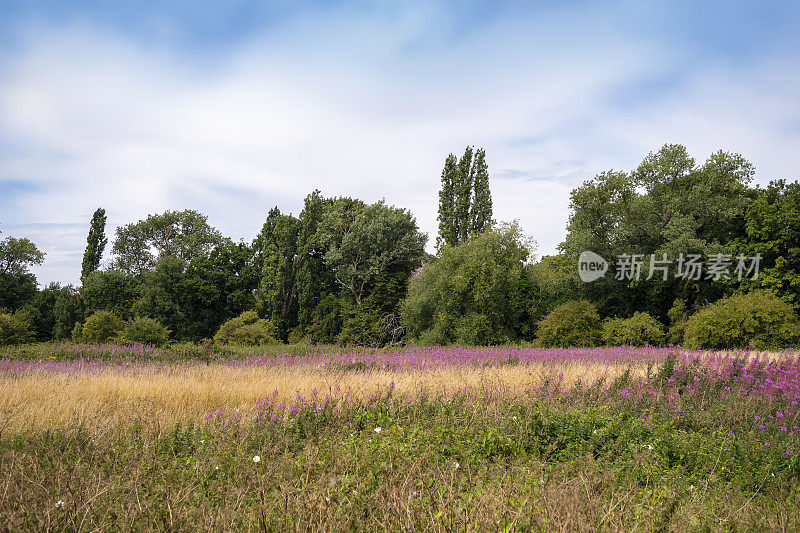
left=535, top=300, right=601, bottom=348
left=80, top=310, right=125, bottom=344
left=71, top=321, right=83, bottom=343
left=214, top=310, right=278, bottom=346
left=667, top=299, right=689, bottom=345
left=0, top=313, right=34, bottom=346
left=119, top=317, right=171, bottom=346
left=602, top=312, right=665, bottom=346
left=683, top=291, right=800, bottom=350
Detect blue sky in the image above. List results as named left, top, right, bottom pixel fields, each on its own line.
left=1, top=0, right=799, bottom=285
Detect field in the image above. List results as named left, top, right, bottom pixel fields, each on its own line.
left=2, top=344, right=800, bottom=531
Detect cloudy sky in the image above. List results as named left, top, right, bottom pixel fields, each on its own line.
left=1, top=0, right=799, bottom=286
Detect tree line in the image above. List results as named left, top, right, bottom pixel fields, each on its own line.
left=1, top=143, right=799, bottom=348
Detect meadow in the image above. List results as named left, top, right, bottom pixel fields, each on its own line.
left=2, top=343, right=800, bottom=531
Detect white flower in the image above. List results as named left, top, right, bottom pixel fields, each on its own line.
left=200, top=440, right=205, bottom=444
left=215, top=466, right=220, bottom=470
left=253, top=455, right=261, bottom=463
left=646, top=445, right=654, bottom=450
left=374, top=427, right=382, bottom=433
left=55, top=500, right=64, bottom=508
left=453, top=461, right=460, bottom=469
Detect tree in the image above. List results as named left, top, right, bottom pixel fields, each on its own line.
left=81, top=270, right=141, bottom=320
left=0, top=233, right=45, bottom=311
left=0, top=234, right=45, bottom=276
left=436, top=147, right=494, bottom=250
left=111, top=209, right=222, bottom=275
left=17, top=283, right=82, bottom=341
left=252, top=191, right=334, bottom=340
left=132, top=255, right=186, bottom=338
left=180, top=238, right=259, bottom=340
left=81, top=208, right=108, bottom=281
left=739, top=180, right=800, bottom=304
left=320, top=198, right=427, bottom=306
left=559, top=144, right=755, bottom=319
left=402, top=223, right=536, bottom=345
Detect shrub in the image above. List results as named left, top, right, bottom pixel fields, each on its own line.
left=214, top=310, right=278, bottom=346
left=119, top=317, right=171, bottom=346
left=602, top=312, right=665, bottom=346
left=0, top=313, right=34, bottom=346
left=535, top=300, right=602, bottom=348
left=81, top=310, right=125, bottom=344
left=683, top=291, right=800, bottom=350
left=667, top=299, right=689, bottom=345
left=71, top=321, right=83, bottom=343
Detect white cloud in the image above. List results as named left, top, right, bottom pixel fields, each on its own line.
left=1, top=9, right=799, bottom=286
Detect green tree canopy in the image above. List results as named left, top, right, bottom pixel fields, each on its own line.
left=740, top=180, right=800, bottom=304
left=320, top=198, right=427, bottom=306
left=81, top=208, right=108, bottom=281
left=437, top=146, right=493, bottom=250
left=0, top=234, right=45, bottom=276
left=111, top=209, right=222, bottom=275
left=559, top=144, right=755, bottom=319
left=402, top=223, right=536, bottom=345
left=0, top=233, right=45, bottom=312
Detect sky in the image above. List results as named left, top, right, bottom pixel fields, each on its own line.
left=1, top=0, right=799, bottom=286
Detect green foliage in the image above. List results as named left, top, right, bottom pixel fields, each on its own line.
left=741, top=179, right=800, bottom=304
left=213, top=310, right=278, bottom=346
left=132, top=256, right=186, bottom=338
left=0, top=313, right=34, bottom=345
left=402, top=223, right=536, bottom=345
left=0, top=272, right=37, bottom=312
left=111, top=209, right=222, bottom=275
left=81, top=270, right=140, bottom=320
left=0, top=234, right=44, bottom=313
left=535, top=300, right=602, bottom=347
left=0, top=234, right=45, bottom=276
left=180, top=238, right=259, bottom=340
left=683, top=291, right=800, bottom=349
left=253, top=192, right=333, bottom=340
left=667, top=298, right=689, bottom=345
left=437, top=146, right=494, bottom=250
left=307, top=294, right=343, bottom=344
left=560, top=145, right=755, bottom=319
left=527, top=254, right=583, bottom=324
left=14, top=283, right=83, bottom=341
left=120, top=317, right=171, bottom=346
left=320, top=198, right=426, bottom=306
left=79, top=310, right=124, bottom=344
left=71, top=321, right=83, bottom=343
left=602, top=312, right=665, bottom=346
left=81, top=208, right=108, bottom=281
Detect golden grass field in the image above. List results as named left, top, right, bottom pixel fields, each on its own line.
left=0, top=359, right=648, bottom=432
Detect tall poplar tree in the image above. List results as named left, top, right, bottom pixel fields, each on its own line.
left=436, top=154, right=459, bottom=250
left=470, top=148, right=493, bottom=235
left=436, top=146, right=493, bottom=251
left=81, top=208, right=108, bottom=281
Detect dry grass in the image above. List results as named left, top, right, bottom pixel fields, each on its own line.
left=0, top=360, right=643, bottom=432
